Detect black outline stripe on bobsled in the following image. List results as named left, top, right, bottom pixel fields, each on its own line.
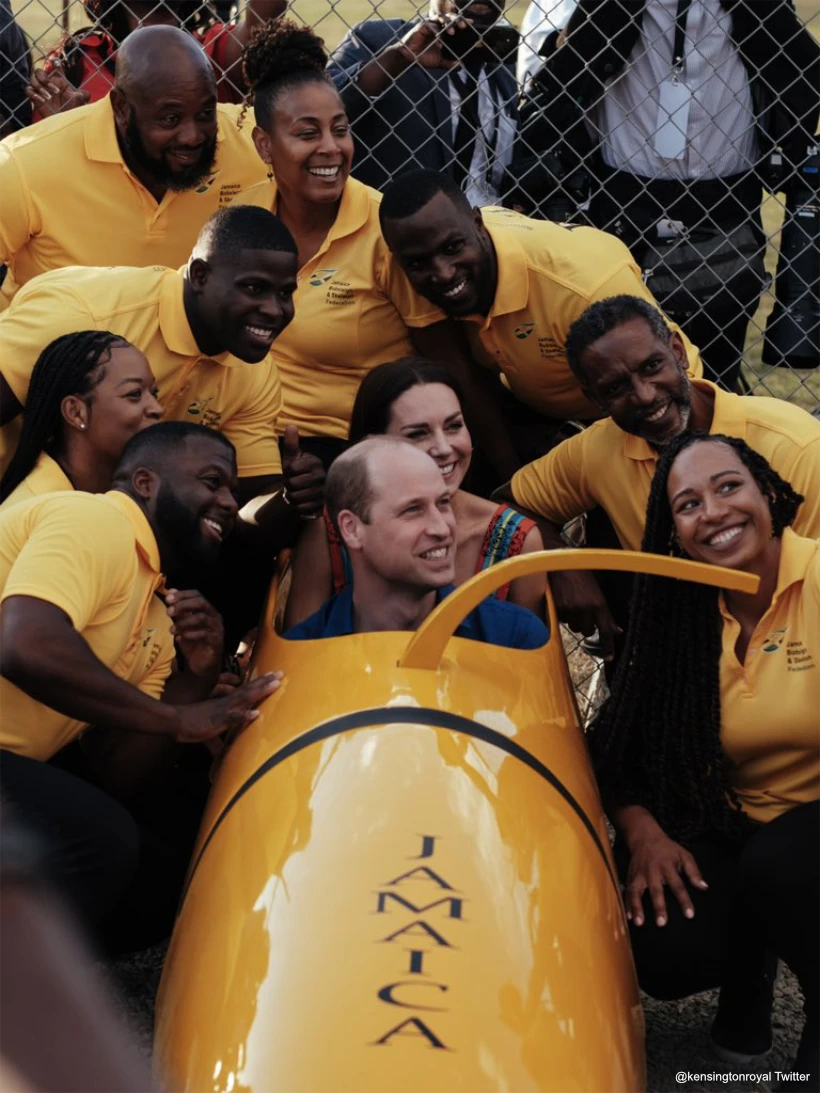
left=183, top=707, right=619, bottom=899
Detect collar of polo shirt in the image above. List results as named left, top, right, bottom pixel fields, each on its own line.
left=718, top=527, right=816, bottom=623
left=105, top=490, right=163, bottom=578
left=157, top=268, right=242, bottom=367
left=83, top=95, right=226, bottom=167
left=622, top=379, right=740, bottom=463
left=477, top=215, right=530, bottom=325
left=244, top=174, right=372, bottom=254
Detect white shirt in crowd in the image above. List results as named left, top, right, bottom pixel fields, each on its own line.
left=447, top=67, right=517, bottom=207
left=590, top=0, right=758, bottom=180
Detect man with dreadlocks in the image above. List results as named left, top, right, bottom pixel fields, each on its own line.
left=589, top=433, right=819, bottom=1086
left=496, top=295, right=820, bottom=659
left=0, top=25, right=265, bottom=308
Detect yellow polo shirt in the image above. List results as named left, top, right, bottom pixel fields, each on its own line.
left=0, top=266, right=282, bottom=479
left=1, top=453, right=72, bottom=510
left=393, top=206, right=702, bottom=421
left=234, top=176, right=440, bottom=439
left=719, top=529, right=820, bottom=823
left=0, top=490, right=174, bottom=761
left=0, top=98, right=265, bottom=308
left=511, top=381, right=820, bottom=548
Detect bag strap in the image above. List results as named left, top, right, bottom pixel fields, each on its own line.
left=673, top=0, right=693, bottom=73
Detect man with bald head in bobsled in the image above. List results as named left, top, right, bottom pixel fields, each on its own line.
left=0, top=24, right=265, bottom=308
left=285, top=437, right=548, bottom=649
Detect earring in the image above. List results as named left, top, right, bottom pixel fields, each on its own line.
left=267, top=168, right=274, bottom=181
left=79, top=423, right=86, bottom=430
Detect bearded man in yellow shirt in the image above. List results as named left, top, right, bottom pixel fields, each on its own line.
left=0, top=25, right=266, bottom=308
left=0, top=422, right=281, bottom=942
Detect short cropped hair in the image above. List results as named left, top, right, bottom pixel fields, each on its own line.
left=192, top=205, right=297, bottom=262
left=379, top=169, right=472, bottom=229
left=113, top=422, right=235, bottom=482
left=565, top=296, right=673, bottom=383
left=325, top=436, right=410, bottom=526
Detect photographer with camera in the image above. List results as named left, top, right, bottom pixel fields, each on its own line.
left=328, top=0, right=518, bottom=205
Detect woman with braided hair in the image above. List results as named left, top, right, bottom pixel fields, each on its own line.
left=1, top=331, right=162, bottom=508
left=232, top=20, right=453, bottom=469
left=590, top=431, right=819, bottom=1086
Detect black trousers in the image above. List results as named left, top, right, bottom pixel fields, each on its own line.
left=615, top=800, right=819, bottom=1075
left=0, top=748, right=139, bottom=930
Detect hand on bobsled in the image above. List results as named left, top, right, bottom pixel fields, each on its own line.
left=166, top=589, right=224, bottom=684
left=281, top=426, right=325, bottom=519
left=173, top=672, right=283, bottom=744
left=549, top=571, right=622, bottom=661
left=625, top=829, right=708, bottom=928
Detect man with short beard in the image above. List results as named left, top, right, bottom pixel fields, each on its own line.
left=0, top=422, right=282, bottom=940
left=0, top=25, right=265, bottom=308
left=495, top=295, right=820, bottom=657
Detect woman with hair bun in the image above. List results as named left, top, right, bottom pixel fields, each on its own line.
left=234, top=20, right=444, bottom=468
left=589, top=432, right=819, bottom=1087
left=0, top=331, right=162, bottom=508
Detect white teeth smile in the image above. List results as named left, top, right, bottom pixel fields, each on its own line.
left=202, top=517, right=223, bottom=541
left=442, top=279, right=467, bottom=298
left=308, top=166, right=341, bottom=177
left=439, top=462, right=456, bottom=476
left=246, top=325, right=275, bottom=341
left=421, top=547, right=448, bottom=560
left=644, top=403, right=669, bottom=423
left=706, top=525, right=744, bottom=547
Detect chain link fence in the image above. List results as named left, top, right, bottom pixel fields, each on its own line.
left=3, top=0, right=819, bottom=719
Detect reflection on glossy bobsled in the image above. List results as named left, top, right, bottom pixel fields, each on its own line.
left=155, top=550, right=758, bottom=1093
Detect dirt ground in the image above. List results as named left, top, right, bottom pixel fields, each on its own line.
left=109, top=942, right=805, bottom=1093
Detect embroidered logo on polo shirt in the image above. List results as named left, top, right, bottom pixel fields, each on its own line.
left=762, top=627, right=788, bottom=653
left=218, top=183, right=243, bottom=206
left=310, top=269, right=338, bottom=287
left=515, top=322, right=536, bottom=339
left=195, top=174, right=218, bottom=194
left=187, top=398, right=223, bottom=429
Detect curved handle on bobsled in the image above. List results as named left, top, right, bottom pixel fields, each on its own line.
left=398, top=548, right=759, bottom=671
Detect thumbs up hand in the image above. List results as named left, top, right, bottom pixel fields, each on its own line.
left=282, top=425, right=325, bottom=519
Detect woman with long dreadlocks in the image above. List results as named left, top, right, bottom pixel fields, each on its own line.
left=589, top=431, right=819, bottom=1086
left=0, top=331, right=162, bottom=508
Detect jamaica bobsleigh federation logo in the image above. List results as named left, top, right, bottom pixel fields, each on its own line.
left=310, top=268, right=339, bottom=287
left=514, top=322, right=535, bottom=340
left=762, top=627, right=787, bottom=653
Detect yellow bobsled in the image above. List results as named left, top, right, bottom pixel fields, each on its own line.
left=155, top=550, right=758, bottom=1093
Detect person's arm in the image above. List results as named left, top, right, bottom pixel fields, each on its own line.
left=162, top=588, right=225, bottom=703
left=610, top=804, right=707, bottom=927
left=505, top=523, right=548, bottom=618
left=345, top=19, right=461, bottom=98
left=0, top=596, right=281, bottom=743
left=410, top=321, right=522, bottom=482
left=493, top=435, right=622, bottom=657
left=236, top=427, right=326, bottom=550
left=0, top=144, right=36, bottom=273
left=212, top=0, right=287, bottom=88
left=283, top=514, right=334, bottom=630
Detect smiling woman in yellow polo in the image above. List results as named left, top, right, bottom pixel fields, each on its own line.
left=231, top=21, right=440, bottom=445
left=0, top=490, right=174, bottom=760
left=0, top=96, right=265, bottom=309
left=0, top=265, right=282, bottom=479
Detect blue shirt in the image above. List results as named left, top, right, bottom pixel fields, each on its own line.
left=285, top=584, right=549, bottom=650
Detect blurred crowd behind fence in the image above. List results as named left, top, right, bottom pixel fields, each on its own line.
left=2, top=0, right=819, bottom=719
